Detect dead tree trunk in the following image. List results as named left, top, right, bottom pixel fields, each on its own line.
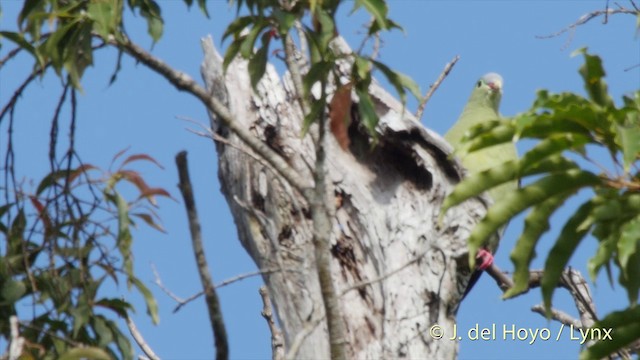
left=200, top=36, right=488, bottom=359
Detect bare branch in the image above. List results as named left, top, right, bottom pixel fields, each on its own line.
left=126, top=315, right=160, bottom=360
left=531, top=305, right=582, bottom=329
left=9, top=316, right=25, bottom=360
left=483, top=265, right=597, bottom=329
left=536, top=7, right=637, bottom=39
left=154, top=255, right=291, bottom=313
left=151, top=264, right=187, bottom=304
left=283, top=34, right=310, bottom=117
left=115, top=37, right=312, bottom=194
left=176, top=151, right=229, bottom=360
left=624, top=63, right=640, bottom=72
left=0, top=47, right=23, bottom=68
left=180, top=116, right=285, bottom=182
left=259, top=287, right=285, bottom=360
left=310, top=81, right=347, bottom=359
left=415, top=55, right=459, bottom=121
left=284, top=313, right=325, bottom=360
left=340, top=248, right=430, bottom=296
left=484, top=261, right=514, bottom=291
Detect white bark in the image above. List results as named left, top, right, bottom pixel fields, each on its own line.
left=200, top=36, right=488, bottom=359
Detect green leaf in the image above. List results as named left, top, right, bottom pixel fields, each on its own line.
left=314, top=9, right=336, bottom=53
left=95, top=298, right=133, bottom=319
left=441, top=155, right=578, bottom=214
left=222, top=16, right=254, bottom=41
left=616, top=118, right=640, bottom=173
left=464, top=124, right=514, bottom=155
left=541, top=200, right=594, bottom=312
left=197, top=0, right=210, bottom=18
left=42, top=19, right=80, bottom=73
left=353, top=55, right=371, bottom=82
left=69, top=304, right=91, bottom=338
left=588, top=228, right=617, bottom=282
left=619, top=248, right=640, bottom=305
left=619, top=216, right=640, bottom=271
left=130, top=277, right=159, bottom=325
left=87, top=1, right=117, bottom=39
left=92, top=315, right=113, bottom=347
left=138, top=0, right=164, bottom=44
left=0, top=31, right=44, bottom=68
left=1, top=279, right=27, bottom=304
left=356, top=86, right=379, bottom=137
left=59, top=347, right=111, bottom=360
left=105, top=318, right=134, bottom=360
left=303, top=60, right=332, bottom=97
left=504, top=194, right=568, bottom=298
left=301, top=97, right=326, bottom=136
left=223, top=37, right=243, bottom=72
left=572, top=48, right=613, bottom=108
left=18, top=0, right=43, bottom=28
left=467, top=169, right=601, bottom=262
left=132, top=212, right=166, bottom=233
left=112, top=192, right=133, bottom=281
left=354, top=0, right=389, bottom=31
left=579, top=307, right=640, bottom=360
left=248, top=44, right=268, bottom=89
left=273, top=9, right=297, bottom=36
left=371, top=59, right=421, bottom=104
left=519, top=134, right=590, bottom=168
left=239, top=20, right=267, bottom=58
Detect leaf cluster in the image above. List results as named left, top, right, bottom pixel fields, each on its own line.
left=221, top=0, right=420, bottom=139
left=442, top=49, right=640, bottom=358
left=0, top=151, right=170, bottom=359
left=0, top=0, right=208, bottom=89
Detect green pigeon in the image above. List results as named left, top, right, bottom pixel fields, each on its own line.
left=444, top=72, right=518, bottom=297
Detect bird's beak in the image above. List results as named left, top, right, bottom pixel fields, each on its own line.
left=487, top=81, right=502, bottom=92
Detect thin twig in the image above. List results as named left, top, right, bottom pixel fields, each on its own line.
left=531, top=305, right=582, bottom=329
left=180, top=116, right=282, bottom=178
left=536, top=7, right=637, bottom=39
left=259, top=287, right=285, bottom=360
left=415, top=55, right=460, bottom=121
left=116, top=37, right=312, bottom=194
left=284, top=313, right=325, bottom=360
left=341, top=248, right=430, bottom=296
left=151, top=264, right=186, bottom=304
left=483, top=265, right=598, bottom=336
left=153, top=250, right=290, bottom=313
left=176, top=151, right=229, bottom=360
left=126, top=315, right=160, bottom=360
left=0, top=47, right=23, bottom=68
left=484, top=262, right=514, bottom=291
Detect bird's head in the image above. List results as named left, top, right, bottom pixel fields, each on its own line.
left=471, top=72, right=503, bottom=111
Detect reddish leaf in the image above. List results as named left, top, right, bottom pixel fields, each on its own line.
left=118, top=170, right=151, bottom=194
left=29, top=196, right=52, bottom=233
left=121, top=154, right=165, bottom=170
left=329, top=83, right=353, bottom=150
left=67, top=164, right=98, bottom=184
left=110, top=146, right=132, bottom=168
left=138, top=187, right=173, bottom=206
left=132, top=212, right=166, bottom=233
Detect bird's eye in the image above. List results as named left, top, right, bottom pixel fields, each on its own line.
left=476, top=81, right=482, bottom=88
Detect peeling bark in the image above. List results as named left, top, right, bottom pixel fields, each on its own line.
left=200, top=36, right=488, bottom=359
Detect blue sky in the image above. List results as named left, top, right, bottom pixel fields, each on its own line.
left=1, top=1, right=639, bottom=359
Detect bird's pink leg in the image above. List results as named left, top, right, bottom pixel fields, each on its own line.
left=476, top=248, right=494, bottom=270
